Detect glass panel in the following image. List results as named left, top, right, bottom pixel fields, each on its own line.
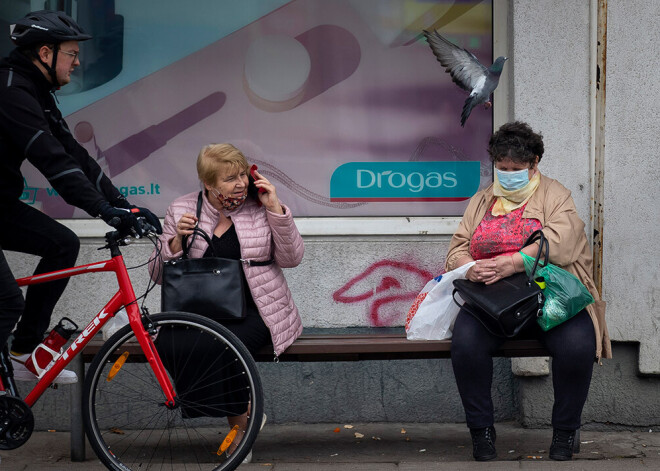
left=8, top=0, right=494, bottom=218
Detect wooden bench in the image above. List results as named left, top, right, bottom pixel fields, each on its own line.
left=68, top=329, right=548, bottom=461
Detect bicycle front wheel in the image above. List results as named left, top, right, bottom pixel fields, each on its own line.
left=83, top=312, right=264, bottom=471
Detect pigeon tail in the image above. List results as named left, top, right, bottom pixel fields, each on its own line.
left=461, top=95, right=478, bottom=127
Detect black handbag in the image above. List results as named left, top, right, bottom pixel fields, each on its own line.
left=452, top=230, right=549, bottom=338
left=161, top=192, right=273, bottom=321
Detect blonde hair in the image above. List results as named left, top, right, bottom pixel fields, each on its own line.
left=196, top=143, right=248, bottom=185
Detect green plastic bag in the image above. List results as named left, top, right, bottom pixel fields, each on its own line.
left=520, top=252, right=595, bottom=331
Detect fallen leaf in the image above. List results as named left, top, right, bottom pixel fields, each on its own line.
left=405, top=437, right=411, bottom=442
left=372, top=436, right=381, bottom=441
left=400, top=428, right=407, bottom=434
left=354, top=432, right=364, bottom=438
left=330, top=453, right=338, bottom=457
left=344, top=425, right=354, bottom=429
left=419, top=449, right=426, bottom=453
left=109, top=427, right=125, bottom=435
left=333, top=427, right=340, bottom=433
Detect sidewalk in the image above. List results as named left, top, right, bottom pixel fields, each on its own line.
left=1, top=422, right=658, bottom=470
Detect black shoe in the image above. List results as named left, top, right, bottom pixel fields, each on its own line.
left=470, top=425, right=497, bottom=461
left=549, top=428, right=578, bottom=461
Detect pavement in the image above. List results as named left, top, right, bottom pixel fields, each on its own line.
left=1, top=422, right=659, bottom=470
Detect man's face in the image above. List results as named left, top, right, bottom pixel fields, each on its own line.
left=53, top=40, right=80, bottom=85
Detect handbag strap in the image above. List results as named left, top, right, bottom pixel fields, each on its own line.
left=182, top=191, right=274, bottom=267
left=182, top=192, right=208, bottom=259
left=521, top=229, right=549, bottom=285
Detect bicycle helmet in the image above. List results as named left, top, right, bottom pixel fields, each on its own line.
left=9, top=10, right=91, bottom=86
left=9, top=10, right=91, bottom=47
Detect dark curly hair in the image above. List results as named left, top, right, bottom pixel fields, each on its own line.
left=487, top=121, right=544, bottom=165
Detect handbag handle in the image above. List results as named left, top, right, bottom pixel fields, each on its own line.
left=182, top=191, right=212, bottom=259
left=181, top=192, right=274, bottom=267
left=183, top=226, right=216, bottom=258
left=521, top=229, right=549, bottom=285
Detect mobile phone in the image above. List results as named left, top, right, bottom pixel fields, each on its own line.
left=249, top=164, right=267, bottom=193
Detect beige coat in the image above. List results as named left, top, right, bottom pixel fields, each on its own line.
left=445, top=174, right=611, bottom=360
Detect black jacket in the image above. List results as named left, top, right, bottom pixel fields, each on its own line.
left=0, top=49, right=122, bottom=216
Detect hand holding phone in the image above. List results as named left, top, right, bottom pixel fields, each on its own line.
left=250, top=164, right=267, bottom=193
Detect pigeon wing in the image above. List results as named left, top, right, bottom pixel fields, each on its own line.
left=423, top=30, right=488, bottom=93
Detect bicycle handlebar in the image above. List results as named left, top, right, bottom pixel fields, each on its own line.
left=103, top=217, right=158, bottom=251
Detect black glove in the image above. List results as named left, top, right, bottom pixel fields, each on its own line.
left=98, top=204, right=144, bottom=237
left=110, top=197, right=162, bottom=234
left=131, top=206, right=162, bottom=234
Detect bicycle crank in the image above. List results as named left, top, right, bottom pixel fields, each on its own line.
left=0, top=394, right=34, bottom=449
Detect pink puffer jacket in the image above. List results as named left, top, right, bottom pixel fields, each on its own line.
left=149, top=191, right=304, bottom=356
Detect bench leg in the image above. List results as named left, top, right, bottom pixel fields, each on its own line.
left=70, top=354, right=85, bottom=462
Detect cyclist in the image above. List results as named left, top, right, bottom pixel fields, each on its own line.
left=0, top=10, right=162, bottom=383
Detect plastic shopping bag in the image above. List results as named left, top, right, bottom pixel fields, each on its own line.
left=102, top=307, right=129, bottom=341
left=406, top=262, right=475, bottom=340
left=520, top=252, right=594, bottom=331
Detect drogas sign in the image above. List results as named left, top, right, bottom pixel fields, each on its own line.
left=330, top=161, right=480, bottom=201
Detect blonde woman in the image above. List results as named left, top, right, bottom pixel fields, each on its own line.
left=149, top=143, right=304, bottom=461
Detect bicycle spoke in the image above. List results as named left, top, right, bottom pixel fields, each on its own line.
left=83, top=313, right=263, bottom=471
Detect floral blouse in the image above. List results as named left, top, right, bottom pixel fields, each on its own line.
left=469, top=202, right=542, bottom=261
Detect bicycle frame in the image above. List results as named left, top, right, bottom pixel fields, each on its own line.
left=5, top=247, right=177, bottom=408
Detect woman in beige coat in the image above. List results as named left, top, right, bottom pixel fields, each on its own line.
left=445, top=122, right=610, bottom=462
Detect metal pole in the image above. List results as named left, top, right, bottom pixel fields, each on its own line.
left=69, top=354, right=85, bottom=461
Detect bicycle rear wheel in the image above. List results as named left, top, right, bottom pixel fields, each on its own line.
left=83, top=312, right=264, bottom=471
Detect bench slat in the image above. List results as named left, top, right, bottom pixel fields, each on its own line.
left=81, top=333, right=548, bottom=362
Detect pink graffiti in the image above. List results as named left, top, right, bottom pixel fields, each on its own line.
left=333, top=260, right=433, bottom=326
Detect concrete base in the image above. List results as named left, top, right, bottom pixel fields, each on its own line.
left=20, top=343, right=659, bottom=432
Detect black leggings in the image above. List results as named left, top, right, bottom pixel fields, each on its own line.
left=0, top=201, right=79, bottom=353
left=451, top=308, right=596, bottom=431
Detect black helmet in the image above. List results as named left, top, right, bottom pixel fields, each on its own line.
left=10, top=10, right=92, bottom=47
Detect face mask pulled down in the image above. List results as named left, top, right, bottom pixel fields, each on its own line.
left=210, top=188, right=247, bottom=211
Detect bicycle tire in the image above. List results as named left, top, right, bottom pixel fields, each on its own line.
left=82, top=312, right=264, bottom=471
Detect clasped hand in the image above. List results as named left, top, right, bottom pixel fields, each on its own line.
left=466, top=255, right=516, bottom=285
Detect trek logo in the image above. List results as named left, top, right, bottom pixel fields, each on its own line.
left=330, top=161, right=480, bottom=202
left=62, top=309, right=112, bottom=360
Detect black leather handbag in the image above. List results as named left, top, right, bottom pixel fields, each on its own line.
left=162, top=226, right=247, bottom=321
left=161, top=192, right=274, bottom=321
left=452, top=230, right=549, bottom=337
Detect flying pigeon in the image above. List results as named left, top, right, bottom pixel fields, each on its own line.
left=423, top=29, right=507, bottom=127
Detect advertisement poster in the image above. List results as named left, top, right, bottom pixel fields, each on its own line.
left=6, top=0, right=494, bottom=218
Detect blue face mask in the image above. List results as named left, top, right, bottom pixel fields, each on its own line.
left=496, top=168, right=530, bottom=191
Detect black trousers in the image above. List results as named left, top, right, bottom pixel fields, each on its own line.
left=157, top=303, right=272, bottom=418
left=451, top=308, right=596, bottom=431
left=0, top=201, right=79, bottom=353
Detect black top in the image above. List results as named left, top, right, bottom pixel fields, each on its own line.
left=0, top=49, right=123, bottom=214
left=203, top=224, right=256, bottom=308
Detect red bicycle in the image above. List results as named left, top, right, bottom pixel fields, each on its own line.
left=0, top=222, right=263, bottom=470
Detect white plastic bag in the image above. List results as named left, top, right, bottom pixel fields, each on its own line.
left=103, top=307, right=129, bottom=341
left=405, top=262, right=475, bottom=340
